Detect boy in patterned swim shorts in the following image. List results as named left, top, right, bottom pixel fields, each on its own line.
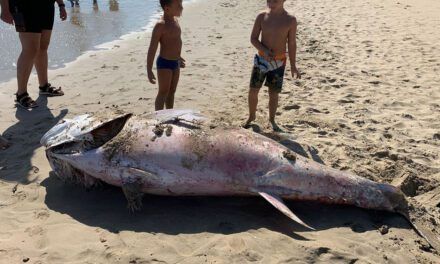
left=244, top=0, right=301, bottom=131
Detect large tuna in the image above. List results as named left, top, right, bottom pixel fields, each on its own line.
left=40, top=109, right=439, bottom=250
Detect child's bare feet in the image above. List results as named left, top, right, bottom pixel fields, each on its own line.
left=270, top=120, right=283, bottom=132
left=242, top=115, right=256, bottom=128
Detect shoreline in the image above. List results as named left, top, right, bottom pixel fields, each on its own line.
left=0, top=0, right=201, bottom=84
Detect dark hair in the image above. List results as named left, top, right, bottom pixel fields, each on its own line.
left=160, top=0, right=173, bottom=9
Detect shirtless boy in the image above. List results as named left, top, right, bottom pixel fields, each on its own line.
left=147, top=0, right=185, bottom=111
left=244, top=0, right=300, bottom=131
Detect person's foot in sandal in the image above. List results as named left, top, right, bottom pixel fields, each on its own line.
left=39, top=83, right=64, bottom=97
left=15, top=92, right=38, bottom=109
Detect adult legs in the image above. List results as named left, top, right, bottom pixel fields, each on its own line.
left=17, top=32, right=41, bottom=96
left=34, top=30, right=52, bottom=87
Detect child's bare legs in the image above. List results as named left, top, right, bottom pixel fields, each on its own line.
left=244, top=87, right=259, bottom=127
left=155, top=69, right=172, bottom=110
left=165, top=69, right=180, bottom=109
left=155, top=68, right=179, bottom=110
left=268, top=89, right=282, bottom=132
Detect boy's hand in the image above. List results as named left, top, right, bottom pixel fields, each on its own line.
left=59, top=7, right=67, bottom=21
left=291, top=65, right=301, bottom=79
left=179, top=57, right=186, bottom=68
left=1, top=10, right=14, bottom=25
left=148, top=70, right=156, bottom=84
left=263, top=48, right=274, bottom=59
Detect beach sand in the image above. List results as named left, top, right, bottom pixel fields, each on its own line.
left=0, top=0, right=439, bottom=263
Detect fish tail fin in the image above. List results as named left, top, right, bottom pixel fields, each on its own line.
left=400, top=208, right=440, bottom=253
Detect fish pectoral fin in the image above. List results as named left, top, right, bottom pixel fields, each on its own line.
left=89, top=113, right=132, bottom=149
left=257, top=191, right=315, bottom=230
left=122, top=180, right=143, bottom=212
left=121, top=168, right=151, bottom=212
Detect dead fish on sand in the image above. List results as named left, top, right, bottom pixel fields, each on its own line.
left=41, top=109, right=439, bottom=251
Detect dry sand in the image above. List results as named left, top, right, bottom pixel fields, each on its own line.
left=1, top=0, right=439, bottom=263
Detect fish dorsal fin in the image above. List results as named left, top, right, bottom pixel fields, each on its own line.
left=258, top=191, right=315, bottom=230
left=147, top=109, right=207, bottom=124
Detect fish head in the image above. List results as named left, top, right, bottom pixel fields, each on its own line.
left=41, top=112, right=132, bottom=186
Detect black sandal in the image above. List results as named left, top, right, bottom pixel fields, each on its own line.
left=39, top=83, right=64, bottom=96
left=15, top=92, right=38, bottom=109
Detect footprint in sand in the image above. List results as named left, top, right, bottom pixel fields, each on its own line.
left=338, top=99, right=355, bottom=104
left=33, top=209, right=50, bottom=220
left=25, top=226, right=45, bottom=237
left=327, top=78, right=336, bottom=83
left=304, top=108, right=320, bottom=114
left=383, top=133, right=393, bottom=139
left=242, top=249, right=263, bottom=262
left=353, top=120, right=365, bottom=127
left=401, top=114, right=414, bottom=119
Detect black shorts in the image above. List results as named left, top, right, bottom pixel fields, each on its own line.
left=9, top=0, right=55, bottom=33
left=250, top=65, right=285, bottom=93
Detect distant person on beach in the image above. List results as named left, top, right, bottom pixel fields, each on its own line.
left=69, top=0, right=79, bottom=7
left=0, top=0, right=67, bottom=109
left=147, top=0, right=185, bottom=111
left=109, top=0, right=119, bottom=12
left=68, top=0, right=100, bottom=7
left=244, top=0, right=301, bottom=131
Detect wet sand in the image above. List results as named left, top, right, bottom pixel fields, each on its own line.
left=0, top=0, right=163, bottom=82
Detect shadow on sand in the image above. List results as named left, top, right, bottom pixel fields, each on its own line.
left=41, top=174, right=409, bottom=239
left=249, top=125, right=326, bottom=165
left=0, top=95, right=67, bottom=183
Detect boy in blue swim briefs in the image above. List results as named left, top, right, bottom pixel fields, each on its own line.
left=147, top=0, right=186, bottom=111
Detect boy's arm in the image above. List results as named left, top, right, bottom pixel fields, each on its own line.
left=0, top=0, right=14, bottom=25
left=146, top=23, right=163, bottom=84
left=250, top=13, right=272, bottom=56
left=288, top=17, right=300, bottom=79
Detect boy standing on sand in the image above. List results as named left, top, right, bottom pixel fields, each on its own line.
left=147, top=0, right=186, bottom=111
left=244, top=0, right=301, bottom=131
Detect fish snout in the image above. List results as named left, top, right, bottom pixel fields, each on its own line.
left=381, top=184, right=409, bottom=213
